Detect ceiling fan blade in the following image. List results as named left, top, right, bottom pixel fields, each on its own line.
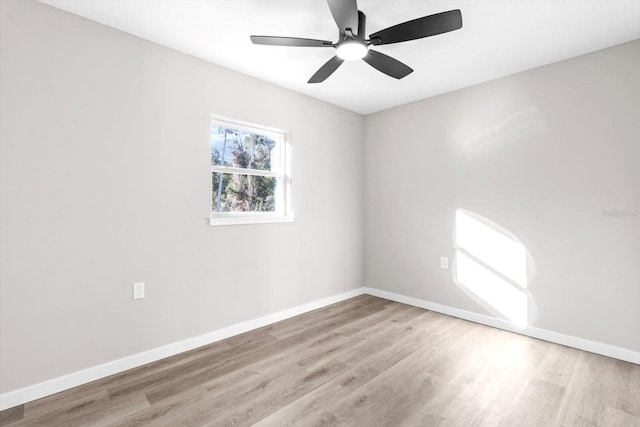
left=363, top=50, right=413, bottom=79
left=250, top=36, right=333, bottom=47
left=369, top=9, right=462, bottom=45
left=308, top=55, right=344, bottom=83
left=327, top=0, right=359, bottom=36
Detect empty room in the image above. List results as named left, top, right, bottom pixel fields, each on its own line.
left=1, top=0, right=639, bottom=425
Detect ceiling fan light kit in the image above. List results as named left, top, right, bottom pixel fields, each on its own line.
left=336, top=40, right=368, bottom=60
left=250, top=0, right=462, bottom=83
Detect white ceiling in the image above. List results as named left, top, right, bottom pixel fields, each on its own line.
left=40, top=0, right=640, bottom=115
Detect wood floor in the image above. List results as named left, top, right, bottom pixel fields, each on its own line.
left=1, top=295, right=639, bottom=427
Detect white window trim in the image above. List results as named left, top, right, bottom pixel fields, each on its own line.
left=209, top=114, right=293, bottom=226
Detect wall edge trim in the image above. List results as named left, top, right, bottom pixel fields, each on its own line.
left=4, top=285, right=638, bottom=411
left=363, top=286, right=640, bottom=365
left=0, top=287, right=366, bottom=411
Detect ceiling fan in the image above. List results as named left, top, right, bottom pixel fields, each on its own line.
left=250, top=0, right=462, bottom=83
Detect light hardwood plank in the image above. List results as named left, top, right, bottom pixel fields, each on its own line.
left=1, top=295, right=638, bottom=427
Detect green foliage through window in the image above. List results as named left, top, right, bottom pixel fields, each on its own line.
left=212, top=173, right=276, bottom=212
left=211, top=124, right=281, bottom=214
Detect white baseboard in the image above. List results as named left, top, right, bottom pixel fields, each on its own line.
left=364, top=287, right=640, bottom=366
left=3, top=285, right=638, bottom=411
left=0, top=287, right=366, bottom=411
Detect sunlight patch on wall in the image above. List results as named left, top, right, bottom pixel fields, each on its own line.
left=455, top=210, right=527, bottom=288
left=454, top=209, right=529, bottom=327
left=456, top=252, right=528, bottom=327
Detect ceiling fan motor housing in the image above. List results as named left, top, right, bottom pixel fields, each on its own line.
left=337, top=11, right=368, bottom=60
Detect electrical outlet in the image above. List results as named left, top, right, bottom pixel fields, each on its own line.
left=440, top=257, right=449, bottom=269
left=133, top=282, right=145, bottom=300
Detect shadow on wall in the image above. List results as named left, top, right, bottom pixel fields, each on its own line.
left=453, top=209, right=537, bottom=328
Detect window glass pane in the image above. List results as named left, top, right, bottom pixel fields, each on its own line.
left=212, top=172, right=279, bottom=213
left=211, top=125, right=280, bottom=172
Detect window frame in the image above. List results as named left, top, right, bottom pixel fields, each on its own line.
left=209, top=114, right=293, bottom=226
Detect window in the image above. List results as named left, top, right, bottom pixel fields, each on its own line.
left=210, top=115, right=292, bottom=226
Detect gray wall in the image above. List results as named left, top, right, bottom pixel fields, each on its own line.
left=365, top=40, right=640, bottom=352
left=0, top=0, right=363, bottom=393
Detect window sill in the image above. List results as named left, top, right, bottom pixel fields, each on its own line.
left=209, top=215, right=294, bottom=226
